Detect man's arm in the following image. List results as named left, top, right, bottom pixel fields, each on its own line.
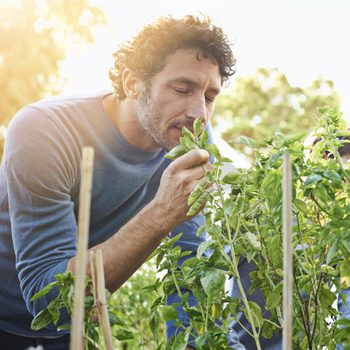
left=6, top=106, right=209, bottom=323
left=67, top=148, right=210, bottom=292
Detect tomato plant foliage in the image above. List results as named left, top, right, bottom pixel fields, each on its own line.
left=155, top=108, right=350, bottom=349
left=31, top=107, right=350, bottom=349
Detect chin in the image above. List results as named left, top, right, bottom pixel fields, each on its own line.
left=159, top=131, right=180, bottom=151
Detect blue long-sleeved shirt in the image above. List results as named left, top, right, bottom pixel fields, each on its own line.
left=0, top=90, right=207, bottom=338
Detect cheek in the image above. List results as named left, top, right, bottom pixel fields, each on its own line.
left=154, top=97, right=185, bottom=121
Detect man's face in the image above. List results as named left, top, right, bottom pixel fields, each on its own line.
left=136, top=48, right=222, bottom=151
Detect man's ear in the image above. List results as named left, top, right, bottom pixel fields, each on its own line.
left=121, top=69, right=142, bottom=99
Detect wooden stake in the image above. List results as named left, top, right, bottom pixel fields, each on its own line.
left=282, top=153, right=293, bottom=350
left=70, top=147, right=94, bottom=350
left=89, top=250, right=114, bottom=350
left=95, top=249, right=114, bottom=350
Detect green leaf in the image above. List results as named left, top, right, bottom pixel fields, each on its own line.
left=193, top=118, right=203, bottom=138
left=326, top=238, right=339, bottom=265
left=164, top=145, right=188, bottom=160
left=57, top=324, right=70, bottom=331
left=47, top=299, right=61, bottom=325
left=222, top=172, right=240, bottom=184
left=188, top=181, right=207, bottom=206
left=282, top=132, right=307, bottom=146
left=166, top=232, right=183, bottom=248
left=160, top=305, right=178, bottom=321
left=156, top=249, right=166, bottom=269
left=30, top=281, right=58, bottom=301
left=265, top=283, right=283, bottom=310
left=195, top=333, right=209, bottom=348
left=179, top=134, right=195, bottom=150
left=342, top=240, right=350, bottom=254
left=320, top=264, right=338, bottom=276
left=31, top=308, right=53, bottom=331
left=200, top=268, right=226, bottom=302
left=181, top=126, right=195, bottom=141
left=187, top=191, right=209, bottom=216
left=204, top=143, right=221, bottom=160
left=115, top=328, right=134, bottom=340
left=266, top=235, right=282, bottom=266
left=323, top=170, right=342, bottom=183
left=172, top=331, right=189, bottom=350
left=319, top=286, right=336, bottom=308
left=244, top=301, right=264, bottom=326
left=149, top=309, right=160, bottom=335
left=294, top=198, right=308, bottom=214
left=199, top=130, right=209, bottom=148
left=197, top=240, right=214, bottom=258
left=304, top=173, right=323, bottom=186
left=261, top=171, right=281, bottom=195
left=109, top=312, right=125, bottom=326
left=163, top=280, right=176, bottom=295
left=55, top=271, right=74, bottom=285
left=245, top=232, right=262, bottom=251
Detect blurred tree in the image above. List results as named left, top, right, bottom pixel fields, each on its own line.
left=213, top=67, right=340, bottom=161
left=0, top=0, right=105, bottom=155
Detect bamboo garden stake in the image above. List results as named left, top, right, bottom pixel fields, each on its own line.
left=90, top=250, right=114, bottom=350
left=70, top=147, right=94, bottom=350
left=282, top=153, right=293, bottom=350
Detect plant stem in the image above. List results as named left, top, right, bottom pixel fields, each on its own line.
left=293, top=269, right=313, bottom=349
left=214, top=179, right=262, bottom=350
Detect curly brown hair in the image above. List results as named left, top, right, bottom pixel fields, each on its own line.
left=109, top=15, right=236, bottom=100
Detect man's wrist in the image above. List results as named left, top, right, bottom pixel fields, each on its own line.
left=140, top=201, right=171, bottom=238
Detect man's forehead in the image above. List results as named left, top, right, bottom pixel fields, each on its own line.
left=168, top=76, right=221, bottom=94
left=156, top=50, right=222, bottom=87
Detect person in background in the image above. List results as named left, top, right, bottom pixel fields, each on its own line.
left=0, top=14, right=243, bottom=349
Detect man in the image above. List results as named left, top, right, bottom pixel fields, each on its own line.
left=0, top=15, right=236, bottom=349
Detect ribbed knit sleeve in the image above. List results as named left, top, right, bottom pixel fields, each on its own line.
left=4, top=106, right=79, bottom=323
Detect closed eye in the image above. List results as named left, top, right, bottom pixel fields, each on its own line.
left=205, top=96, right=215, bottom=104
left=174, top=88, right=189, bottom=94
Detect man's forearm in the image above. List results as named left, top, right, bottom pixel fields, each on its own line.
left=67, top=202, right=168, bottom=292
left=67, top=148, right=210, bottom=292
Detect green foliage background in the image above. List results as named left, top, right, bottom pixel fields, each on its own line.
left=213, top=67, right=341, bottom=161
left=0, top=0, right=105, bottom=155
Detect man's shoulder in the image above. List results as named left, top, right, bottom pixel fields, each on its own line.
left=9, top=89, right=112, bottom=131
left=29, top=89, right=112, bottom=112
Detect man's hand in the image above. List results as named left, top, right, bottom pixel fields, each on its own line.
left=69, top=149, right=210, bottom=293
left=150, top=148, right=210, bottom=234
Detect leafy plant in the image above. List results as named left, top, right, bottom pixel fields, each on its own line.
left=31, top=271, right=121, bottom=349
left=31, top=108, right=350, bottom=349
left=152, top=108, right=350, bottom=349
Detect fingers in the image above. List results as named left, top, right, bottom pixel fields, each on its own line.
left=168, top=148, right=210, bottom=173
left=185, top=164, right=208, bottom=181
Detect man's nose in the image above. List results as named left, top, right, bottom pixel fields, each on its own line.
left=186, top=96, right=207, bottom=125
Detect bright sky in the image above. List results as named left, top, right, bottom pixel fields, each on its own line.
left=61, top=0, right=350, bottom=124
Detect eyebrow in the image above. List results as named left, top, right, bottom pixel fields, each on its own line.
left=170, top=77, right=221, bottom=95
